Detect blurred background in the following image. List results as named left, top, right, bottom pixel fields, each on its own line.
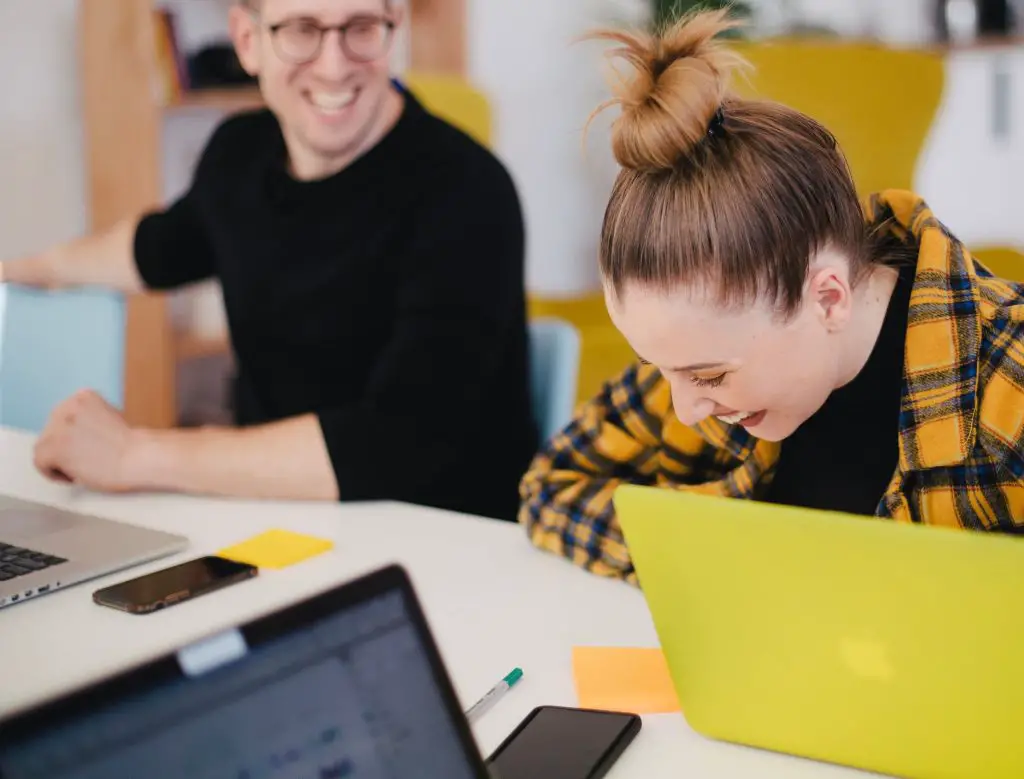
left=0, top=0, right=1020, bottom=430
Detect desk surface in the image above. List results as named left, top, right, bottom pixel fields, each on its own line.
left=0, top=428, right=873, bottom=778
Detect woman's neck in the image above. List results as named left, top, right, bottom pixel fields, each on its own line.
left=834, top=264, right=900, bottom=390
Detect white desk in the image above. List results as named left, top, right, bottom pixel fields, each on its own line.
left=0, top=427, right=874, bottom=778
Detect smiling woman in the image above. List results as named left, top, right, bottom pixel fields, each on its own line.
left=517, top=8, right=1024, bottom=585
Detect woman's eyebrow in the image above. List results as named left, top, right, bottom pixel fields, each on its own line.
left=636, top=356, right=727, bottom=372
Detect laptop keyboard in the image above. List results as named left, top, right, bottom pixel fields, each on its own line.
left=0, top=542, right=67, bottom=581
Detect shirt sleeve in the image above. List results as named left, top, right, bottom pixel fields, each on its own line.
left=517, top=364, right=713, bottom=583
left=133, top=191, right=215, bottom=290
left=317, top=162, right=528, bottom=513
left=132, top=117, right=240, bottom=290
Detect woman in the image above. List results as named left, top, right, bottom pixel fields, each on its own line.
left=519, top=9, right=1024, bottom=584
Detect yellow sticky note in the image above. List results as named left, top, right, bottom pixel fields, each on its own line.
left=572, top=646, right=680, bottom=714
left=218, top=529, right=334, bottom=570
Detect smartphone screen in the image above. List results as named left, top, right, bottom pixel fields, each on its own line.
left=487, top=706, right=641, bottom=779
left=94, top=556, right=257, bottom=613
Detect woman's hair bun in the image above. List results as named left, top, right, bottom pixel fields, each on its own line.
left=588, top=7, right=749, bottom=172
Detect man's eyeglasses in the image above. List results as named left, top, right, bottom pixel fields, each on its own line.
left=261, top=16, right=396, bottom=64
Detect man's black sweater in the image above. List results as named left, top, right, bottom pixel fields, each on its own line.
left=133, top=89, right=537, bottom=520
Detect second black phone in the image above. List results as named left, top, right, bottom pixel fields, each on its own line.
left=487, top=705, right=641, bottom=779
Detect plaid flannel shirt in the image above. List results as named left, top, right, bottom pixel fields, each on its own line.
left=518, top=190, right=1024, bottom=585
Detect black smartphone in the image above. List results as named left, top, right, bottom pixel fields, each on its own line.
left=487, top=705, right=641, bottom=779
left=92, top=555, right=258, bottom=614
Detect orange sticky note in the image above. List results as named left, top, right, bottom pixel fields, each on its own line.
left=572, top=646, right=680, bottom=714
left=218, top=529, right=334, bottom=570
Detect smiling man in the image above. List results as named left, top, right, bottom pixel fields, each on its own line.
left=0, top=0, right=537, bottom=521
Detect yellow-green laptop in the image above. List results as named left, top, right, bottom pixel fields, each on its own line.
left=613, top=484, right=1024, bottom=779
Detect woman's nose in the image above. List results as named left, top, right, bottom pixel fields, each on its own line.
left=670, top=383, right=715, bottom=426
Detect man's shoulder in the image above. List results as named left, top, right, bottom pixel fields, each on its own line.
left=405, top=99, right=518, bottom=197
left=199, top=108, right=280, bottom=170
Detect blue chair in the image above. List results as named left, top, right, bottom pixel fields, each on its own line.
left=0, top=285, right=125, bottom=433
left=529, top=317, right=581, bottom=441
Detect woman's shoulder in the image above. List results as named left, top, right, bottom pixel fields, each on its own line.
left=973, top=267, right=1024, bottom=460
left=974, top=263, right=1024, bottom=356
left=974, top=259, right=1024, bottom=314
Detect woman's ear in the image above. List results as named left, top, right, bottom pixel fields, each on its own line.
left=807, top=264, right=853, bottom=334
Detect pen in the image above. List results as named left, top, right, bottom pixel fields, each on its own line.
left=465, top=667, right=523, bottom=723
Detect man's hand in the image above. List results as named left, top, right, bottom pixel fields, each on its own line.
left=33, top=390, right=141, bottom=492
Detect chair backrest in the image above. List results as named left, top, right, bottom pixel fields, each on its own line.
left=529, top=318, right=581, bottom=441
left=0, top=285, right=125, bottom=433
left=970, top=245, right=1024, bottom=283
left=731, top=40, right=945, bottom=196
left=399, top=72, right=492, bottom=147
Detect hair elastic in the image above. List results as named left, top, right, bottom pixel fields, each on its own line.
left=707, top=107, right=726, bottom=138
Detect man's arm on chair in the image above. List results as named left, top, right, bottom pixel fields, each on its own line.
left=0, top=216, right=145, bottom=294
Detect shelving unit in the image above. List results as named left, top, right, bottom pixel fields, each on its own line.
left=173, top=86, right=264, bottom=112
left=78, top=0, right=465, bottom=429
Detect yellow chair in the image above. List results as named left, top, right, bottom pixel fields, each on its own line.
left=401, top=71, right=492, bottom=147
left=970, top=246, right=1024, bottom=283
left=731, top=44, right=1023, bottom=291
left=731, top=40, right=946, bottom=195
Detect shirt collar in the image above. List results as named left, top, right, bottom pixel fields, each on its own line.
left=867, top=190, right=982, bottom=471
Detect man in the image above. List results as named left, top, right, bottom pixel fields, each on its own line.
left=0, top=0, right=537, bottom=521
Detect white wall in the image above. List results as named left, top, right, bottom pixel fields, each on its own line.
left=467, top=0, right=648, bottom=297
left=0, top=0, right=85, bottom=262
left=917, top=48, right=1024, bottom=247
left=746, top=0, right=933, bottom=44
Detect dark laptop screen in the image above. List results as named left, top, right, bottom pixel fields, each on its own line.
left=0, top=583, right=482, bottom=779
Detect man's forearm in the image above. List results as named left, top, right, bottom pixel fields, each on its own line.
left=127, top=414, right=339, bottom=501
left=2, top=216, right=145, bottom=294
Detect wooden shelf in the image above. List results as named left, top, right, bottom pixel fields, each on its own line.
left=168, top=86, right=264, bottom=112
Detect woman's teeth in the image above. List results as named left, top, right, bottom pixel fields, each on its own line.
left=717, top=411, right=753, bottom=425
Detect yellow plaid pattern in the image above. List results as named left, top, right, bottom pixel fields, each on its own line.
left=518, top=190, right=1024, bottom=584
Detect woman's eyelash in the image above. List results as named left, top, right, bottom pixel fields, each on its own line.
left=691, top=374, right=726, bottom=388
left=637, top=357, right=727, bottom=388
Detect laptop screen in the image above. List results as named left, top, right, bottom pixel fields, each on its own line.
left=0, top=568, right=485, bottom=779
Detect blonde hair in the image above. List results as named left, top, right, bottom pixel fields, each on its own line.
left=590, top=8, right=871, bottom=317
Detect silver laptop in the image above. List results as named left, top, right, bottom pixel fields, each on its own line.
left=0, top=494, right=187, bottom=609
